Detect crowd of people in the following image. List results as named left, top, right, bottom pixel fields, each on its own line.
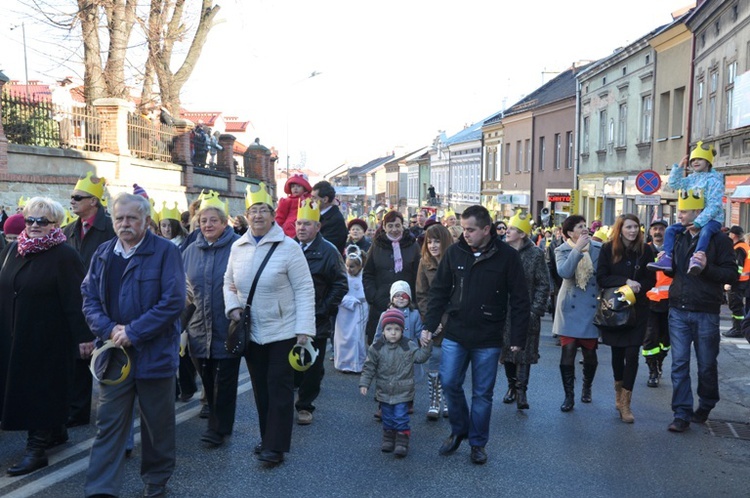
left=0, top=140, right=747, bottom=495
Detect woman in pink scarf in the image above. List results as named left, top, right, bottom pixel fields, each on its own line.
left=362, top=210, right=421, bottom=345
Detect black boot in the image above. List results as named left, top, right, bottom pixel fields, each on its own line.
left=581, top=362, right=597, bottom=403
left=7, top=430, right=50, bottom=476
left=502, top=362, right=517, bottom=404
left=646, top=357, right=659, bottom=388
left=560, top=365, right=575, bottom=412
left=516, top=363, right=530, bottom=410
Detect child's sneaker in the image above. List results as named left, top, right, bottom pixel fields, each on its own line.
left=687, top=253, right=706, bottom=276
left=647, top=253, right=673, bottom=271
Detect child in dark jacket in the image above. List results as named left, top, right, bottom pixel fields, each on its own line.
left=359, top=308, right=431, bottom=457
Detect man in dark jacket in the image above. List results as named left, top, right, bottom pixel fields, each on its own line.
left=63, top=173, right=116, bottom=427
left=293, top=199, right=348, bottom=426
left=422, top=205, right=530, bottom=465
left=664, top=194, right=737, bottom=433
left=311, top=181, right=347, bottom=253
left=82, top=193, right=185, bottom=498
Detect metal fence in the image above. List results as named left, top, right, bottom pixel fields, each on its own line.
left=127, top=112, right=176, bottom=163
left=1, top=91, right=102, bottom=151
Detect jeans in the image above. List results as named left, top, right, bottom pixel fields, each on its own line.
left=663, top=220, right=722, bottom=255
left=668, top=308, right=721, bottom=420
left=439, top=338, right=501, bottom=447
left=381, top=402, right=410, bottom=431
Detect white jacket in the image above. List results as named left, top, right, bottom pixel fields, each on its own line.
left=223, top=223, right=315, bottom=344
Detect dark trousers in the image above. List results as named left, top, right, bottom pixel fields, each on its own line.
left=643, top=308, right=670, bottom=357
left=199, top=357, right=241, bottom=436
left=727, top=284, right=747, bottom=320
left=177, top=349, right=197, bottom=399
left=610, top=345, right=640, bottom=391
left=294, top=336, right=327, bottom=413
left=68, top=358, right=93, bottom=424
left=245, top=338, right=296, bottom=453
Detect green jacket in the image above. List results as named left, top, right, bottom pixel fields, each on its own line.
left=359, top=337, right=431, bottom=404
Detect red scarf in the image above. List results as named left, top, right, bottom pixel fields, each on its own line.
left=17, top=228, right=67, bottom=257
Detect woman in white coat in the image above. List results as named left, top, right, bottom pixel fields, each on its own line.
left=223, top=187, right=315, bottom=465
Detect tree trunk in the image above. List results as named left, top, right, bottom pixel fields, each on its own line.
left=78, top=0, right=105, bottom=104
left=102, top=0, right=137, bottom=99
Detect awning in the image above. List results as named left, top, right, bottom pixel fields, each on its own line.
left=335, top=186, right=365, bottom=196
left=730, top=180, right=750, bottom=202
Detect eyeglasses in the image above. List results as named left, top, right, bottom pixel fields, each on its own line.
left=247, top=209, right=271, bottom=216
left=25, top=217, right=52, bottom=227
left=71, top=195, right=94, bottom=201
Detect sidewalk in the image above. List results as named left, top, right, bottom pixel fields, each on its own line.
left=715, top=305, right=750, bottom=425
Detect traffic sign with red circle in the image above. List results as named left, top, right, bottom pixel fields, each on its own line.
left=635, top=170, right=662, bottom=195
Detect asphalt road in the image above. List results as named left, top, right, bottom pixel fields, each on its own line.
left=1, top=316, right=749, bottom=498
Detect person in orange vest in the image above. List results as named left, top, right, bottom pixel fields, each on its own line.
left=644, top=219, right=671, bottom=387
left=723, top=225, right=749, bottom=337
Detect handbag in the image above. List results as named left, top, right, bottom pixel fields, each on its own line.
left=225, top=242, right=280, bottom=355
left=593, top=256, right=639, bottom=332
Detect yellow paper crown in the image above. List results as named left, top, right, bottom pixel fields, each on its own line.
left=74, top=171, right=106, bottom=200
left=677, top=189, right=705, bottom=210
left=689, top=141, right=716, bottom=165
left=17, top=195, right=28, bottom=208
left=199, top=190, right=228, bottom=214
left=297, top=198, right=320, bottom=222
left=63, top=207, right=77, bottom=227
left=592, top=227, right=609, bottom=242
left=159, top=201, right=181, bottom=222
left=508, top=210, right=532, bottom=236
left=149, top=198, right=158, bottom=222
left=368, top=212, right=378, bottom=226
left=444, top=207, right=456, bottom=219
left=245, top=182, right=274, bottom=209
left=347, top=212, right=355, bottom=223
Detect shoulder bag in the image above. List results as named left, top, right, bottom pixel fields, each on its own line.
left=593, top=255, right=639, bottom=332
left=225, top=242, right=280, bottom=355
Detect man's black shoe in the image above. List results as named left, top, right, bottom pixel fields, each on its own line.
left=668, top=418, right=690, bottom=433
left=470, top=446, right=487, bottom=465
left=143, top=484, right=166, bottom=497
left=254, top=442, right=262, bottom=454
left=200, top=429, right=224, bottom=447
left=691, top=407, right=711, bottom=424
left=65, top=418, right=89, bottom=428
left=258, top=450, right=284, bottom=464
left=199, top=404, right=210, bottom=419
left=438, top=433, right=467, bottom=456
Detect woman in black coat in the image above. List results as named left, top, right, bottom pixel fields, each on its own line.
left=0, top=197, right=89, bottom=476
left=596, top=214, right=656, bottom=424
left=362, top=210, right=420, bottom=344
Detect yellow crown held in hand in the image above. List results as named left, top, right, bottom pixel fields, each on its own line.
left=508, top=209, right=532, bottom=236
left=689, top=141, right=716, bottom=165
left=159, top=201, right=181, bottom=222
left=297, top=198, right=320, bottom=222
left=677, top=189, right=705, bottom=211
left=245, top=182, right=274, bottom=209
left=199, top=190, right=228, bottom=214
left=74, top=171, right=106, bottom=200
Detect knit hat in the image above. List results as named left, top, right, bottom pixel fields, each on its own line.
left=3, top=213, right=25, bottom=236
left=730, top=225, right=744, bottom=236
left=133, top=183, right=149, bottom=198
left=284, top=173, right=312, bottom=195
left=347, top=218, right=368, bottom=231
left=389, top=280, right=412, bottom=301
left=380, top=308, right=405, bottom=329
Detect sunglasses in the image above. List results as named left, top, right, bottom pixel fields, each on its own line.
left=71, top=194, right=94, bottom=201
left=497, top=226, right=507, bottom=230
left=25, top=217, right=52, bottom=227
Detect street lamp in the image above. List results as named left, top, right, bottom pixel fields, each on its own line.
left=10, top=23, right=29, bottom=100
left=286, top=71, right=322, bottom=179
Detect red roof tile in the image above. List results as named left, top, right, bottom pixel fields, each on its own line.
left=180, top=111, right=221, bottom=126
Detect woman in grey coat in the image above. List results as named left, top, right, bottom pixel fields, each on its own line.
left=552, top=215, right=602, bottom=412
left=499, top=213, right=550, bottom=410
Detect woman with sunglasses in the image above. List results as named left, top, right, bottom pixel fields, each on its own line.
left=0, top=197, right=89, bottom=476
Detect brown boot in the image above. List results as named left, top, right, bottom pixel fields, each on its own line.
left=614, top=380, right=623, bottom=415
left=381, top=430, right=396, bottom=453
left=393, top=431, right=409, bottom=458
left=620, top=389, right=635, bottom=423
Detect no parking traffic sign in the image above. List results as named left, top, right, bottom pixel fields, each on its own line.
left=635, top=170, right=661, bottom=195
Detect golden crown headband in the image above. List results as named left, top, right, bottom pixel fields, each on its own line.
left=245, top=182, right=274, bottom=209
left=297, top=198, right=321, bottom=222
left=199, top=190, right=229, bottom=214
left=677, top=189, right=705, bottom=210
left=159, top=201, right=181, bottom=222
left=74, top=171, right=107, bottom=200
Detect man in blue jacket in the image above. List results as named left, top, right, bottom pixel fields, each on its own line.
left=82, top=193, right=186, bottom=498
left=422, top=205, right=529, bottom=465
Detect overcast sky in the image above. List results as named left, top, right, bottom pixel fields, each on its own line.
left=1, top=0, right=690, bottom=175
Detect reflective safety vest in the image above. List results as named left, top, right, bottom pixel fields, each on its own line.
left=734, top=241, right=750, bottom=282
left=647, top=270, right=672, bottom=302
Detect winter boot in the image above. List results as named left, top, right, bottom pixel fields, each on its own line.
left=581, top=362, right=597, bottom=403
left=393, top=431, right=410, bottom=458
left=560, top=365, right=575, bottom=412
left=427, top=373, right=440, bottom=421
left=657, top=351, right=666, bottom=378
left=614, top=380, right=623, bottom=414
left=502, top=362, right=517, bottom=404
left=620, top=389, right=635, bottom=423
left=381, top=429, right=396, bottom=452
left=516, top=363, right=530, bottom=410
left=438, top=379, right=449, bottom=418
left=646, top=357, right=660, bottom=388
left=7, top=430, right=50, bottom=476
left=722, top=318, right=743, bottom=338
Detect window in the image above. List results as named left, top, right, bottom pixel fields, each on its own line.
left=672, top=87, right=685, bottom=137
left=658, top=92, right=670, bottom=139
left=694, top=78, right=704, bottom=137
left=516, top=140, right=522, bottom=172
left=618, top=103, right=628, bottom=146
left=566, top=132, right=573, bottom=169
left=645, top=54, right=650, bottom=65
left=505, top=142, right=510, bottom=174
left=554, top=133, right=561, bottom=170
left=598, top=110, right=608, bottom=150
left=539, top=136, right=546, bottom=172
left=726, top=61, right=738, bottom=131
left=708, top=69, right=718, bottom=136
left=583, top=116, right=590, bottom=152
left=641, top=95, right=652, bottom=143
left=525, top=139, right=531, bottom=172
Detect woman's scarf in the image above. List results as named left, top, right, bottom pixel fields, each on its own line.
left=387, top=233, right=403, bottom=273
left=566, top=238, right=594, bottom=290
left=17, top=227, right=67, bottom=257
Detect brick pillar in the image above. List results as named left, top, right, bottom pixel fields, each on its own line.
left=0, top=71, right=10, bottom=173
left=92, top=98, right=131, bottom=155
left=172, top=119, right=195, bottom=188
left=218, top=134, right=236, bottom=173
